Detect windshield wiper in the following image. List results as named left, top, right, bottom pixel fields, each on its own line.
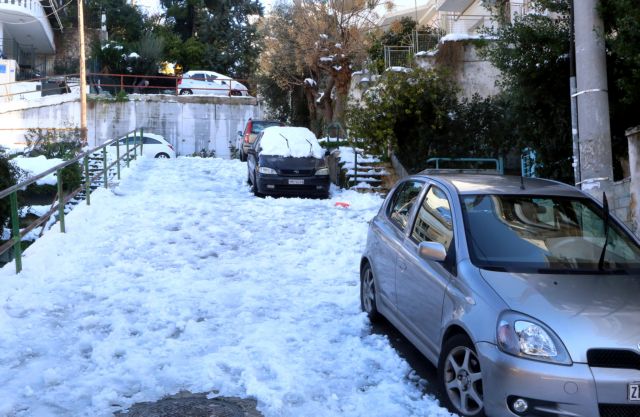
left=537, top=267, right=627, bottom=275
left=304, top=138, right=313, bottom=154
left=598, top=192, right=610, bottom=271
left=279, top=133, right=290, bottom=150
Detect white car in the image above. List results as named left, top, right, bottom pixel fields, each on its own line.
left=108, top=132, right=176, bottom=159
left=177, top=70, right=250, bottom=96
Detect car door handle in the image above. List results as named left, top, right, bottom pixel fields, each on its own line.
left=398, top=261, right=407, bottom=272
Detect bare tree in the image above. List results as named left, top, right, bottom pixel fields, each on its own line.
left=260, top=0, right=388, bottom=134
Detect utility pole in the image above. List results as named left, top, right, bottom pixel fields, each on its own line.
left=78, top=0, right=88, bottom=145
left=573, top=0, right=612, bottom=197
left=568, top=0, right=580, bottom=185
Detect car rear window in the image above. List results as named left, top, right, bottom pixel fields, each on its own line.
left=252, top=121, right=282, bottom=134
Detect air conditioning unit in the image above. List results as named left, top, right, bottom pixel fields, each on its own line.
left=0, top=59, right=17, bottom=84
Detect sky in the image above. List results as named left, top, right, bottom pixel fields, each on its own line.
left=0, top=153, right=455, bottom=417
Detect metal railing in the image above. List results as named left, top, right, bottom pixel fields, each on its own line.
left=0, top=128, right=146, bottom=273
left=1, top=72, right=252, bottom=99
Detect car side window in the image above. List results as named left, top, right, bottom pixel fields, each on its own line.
left=192, top=73, right=205, bottom=81
left=411, top=185, right=453, bottom=251
left=143, top=137, right=161, bottom=144
left=387, top=181, right=424, bottom=231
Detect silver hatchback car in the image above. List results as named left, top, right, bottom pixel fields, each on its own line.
left=360, top=173, right=640, bottom=417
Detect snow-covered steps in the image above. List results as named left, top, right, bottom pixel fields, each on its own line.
left=336, top=147, right=395, bottom=195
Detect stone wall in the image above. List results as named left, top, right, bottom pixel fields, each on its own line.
left=610, top=178, right=632, bottom=229
left=415, top=41, right=501, bottom=99
left=0, top=93, right=264, bottom=158
left=627, top=126, right=640, bottom=234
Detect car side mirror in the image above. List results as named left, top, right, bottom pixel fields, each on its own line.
left=237, top=131, right=243, bottom=137
left=417, top=241, right=447, bottom=262
left=325, top=149, right=330, bottom=156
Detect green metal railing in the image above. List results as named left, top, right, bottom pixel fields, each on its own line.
left=0, top=128, right=145, bottom=274
left=425, top=157, right=505, bottom=174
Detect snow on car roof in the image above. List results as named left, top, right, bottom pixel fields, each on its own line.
left=119, top=132, right=167, bottom=142
left=259, top=126, right=324, bottom=159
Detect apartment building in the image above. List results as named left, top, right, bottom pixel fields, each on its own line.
left=0, top=0, right=62, bottom=80
left=378, top=0, right=532, bottom=98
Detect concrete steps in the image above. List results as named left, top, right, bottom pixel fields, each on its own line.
left=343, top=157, right=395, bottom=196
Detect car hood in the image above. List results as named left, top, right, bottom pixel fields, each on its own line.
left=480, top=270, right=640, bottom=362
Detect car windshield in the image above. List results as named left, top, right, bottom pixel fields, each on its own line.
left=461, top=194, right=640, bottom=273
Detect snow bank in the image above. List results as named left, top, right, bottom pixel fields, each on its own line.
left=11, top=155, right=65, bottom=186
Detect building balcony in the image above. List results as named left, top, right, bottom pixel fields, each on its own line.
left=436, top=0, right=475, bottom=13
left=0, top=0, right=56, bottom=55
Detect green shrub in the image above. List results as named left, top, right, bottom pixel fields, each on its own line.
left=0, top=149, right=23, bottom=229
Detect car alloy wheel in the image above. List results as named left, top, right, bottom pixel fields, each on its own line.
left=439, top=335, right=485, bottom=417
left=155, top=153, right=170, bottom=158
left=179, top=89, right=193, bottom=95
left=360, top=263, right=381, bottom=322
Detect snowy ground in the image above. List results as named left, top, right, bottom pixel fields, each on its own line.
left=0, top=156, right=454, bottom=417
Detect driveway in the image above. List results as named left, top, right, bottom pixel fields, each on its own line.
left=0, top=157, right=454, bottom=417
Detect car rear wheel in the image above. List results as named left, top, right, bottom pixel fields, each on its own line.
left=155, top=153, right=170, bottom=158
left=179, top=89, right=193, bottom=95
left=438, top=335, right=485, bottom=417
left=360, top=263, right=381, bottom=322
left=239, top=150, right=246, bottom=162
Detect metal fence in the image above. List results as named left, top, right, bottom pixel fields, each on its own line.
left=413, top=30, right=442, bottom=53
left=384, top=45, right=415, bottom=69
left=0, top=128, right=146, bottom=273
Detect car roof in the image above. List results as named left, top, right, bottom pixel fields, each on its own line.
left=119, top=132, right=168, bottom=143
left=414, top=173, right=585, bottom=197
left=185, top=70, right=229, bottom=78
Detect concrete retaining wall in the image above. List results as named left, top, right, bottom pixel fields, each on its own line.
left=0, top=93, right=263, bottom=158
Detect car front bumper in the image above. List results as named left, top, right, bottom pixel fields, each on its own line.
left=256, top=174, right=330, bottom=197
left=476, top=342, right=640, bottom=417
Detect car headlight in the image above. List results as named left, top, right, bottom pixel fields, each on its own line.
left=258, top=166, right=277, bottom=175
left=497, top=311, right=572, bottom=365
left=315, top=167, right=329, bottom=176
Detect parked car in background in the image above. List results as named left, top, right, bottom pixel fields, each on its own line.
left=109, top=132, right=176, bottom=159
left=361, top=173, right=640, bottom=417
left=246, top=126, right=330, bottom=198
left=237, top=119, right=284, bottom=161
left=177, top=70, right=249, bottom=97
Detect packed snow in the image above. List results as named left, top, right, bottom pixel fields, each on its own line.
left=259, top=127, right=325, bottom=159
left=11, top=155, right=65, bottom=186
left=0, top=156, right=454, bottom=417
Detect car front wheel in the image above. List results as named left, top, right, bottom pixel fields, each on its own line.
left=438, top=335, right=485, bottom=417
left=360, top=262, right=381, bottom=322
left=155, top=153, right=170, bottom=158
left=179, top=89, right=193, bottom=95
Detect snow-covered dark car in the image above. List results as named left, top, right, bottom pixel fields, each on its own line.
left=246, top=126, right=330, bottom=198
left=361, top=173, right=640, bottom=417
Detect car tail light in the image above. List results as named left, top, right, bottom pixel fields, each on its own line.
left=243, top=120, right=253, bottom=143
left=177, top=78, right=182, bottom=85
